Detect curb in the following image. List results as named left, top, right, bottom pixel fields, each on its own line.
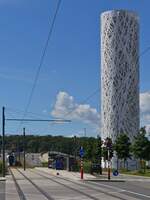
left=83, top=179, right=125, bottom=182
left=0, top=177, right=6, bottom=181
left=120, top=173, right=150, bottom=179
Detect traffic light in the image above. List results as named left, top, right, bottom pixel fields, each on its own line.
left=103, top=137, right=113, bottom=159
left=105, top=137, right=112, bottom=148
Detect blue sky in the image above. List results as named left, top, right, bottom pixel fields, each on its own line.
left=0, top=0, right=150, bottom=137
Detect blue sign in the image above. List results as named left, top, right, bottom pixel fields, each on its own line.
left=79, top=146, right=84, bottom=157
left=113, top=169, right=119, bottom=176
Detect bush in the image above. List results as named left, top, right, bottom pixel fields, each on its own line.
left=83, top=161, right=91, bottom=173
left=71, top=161, right=80, bottom=172
left=42, top=162, right=48, bottom=167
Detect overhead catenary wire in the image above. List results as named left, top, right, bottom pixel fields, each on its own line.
left=10, top=44, right=150, bottom=130
left=7, top=88, right=100, bottom=120
left=15, top=0, right=62, bottom=133
left=63, top=88, right=100, bottom=118
left=11, top=10, right=150, bottom=133
left=61, top=45, right=150, bottom=119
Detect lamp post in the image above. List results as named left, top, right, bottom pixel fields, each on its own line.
left=23, top=128, right=26, bottom=171
left=2, top=107, right=5, bottom=177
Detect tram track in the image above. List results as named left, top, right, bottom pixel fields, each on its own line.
left=10, top=167, right=138, bottom=200
left=10, top=168, right=54, bottom=200
left=24, top=168, right=101, bottom=200
left=9, top=168, right=27, bottom=200
left=30, top=168, right=128, bottom=200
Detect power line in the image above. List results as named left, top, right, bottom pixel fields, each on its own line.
left=16, top=0, right=62, bottom=132
left=139, top=46, right=150, bottom=58
left=63, top=88, right=100, bottom=118
left=62, top=45, right=150, bottom=119
left=6, top=118, right=71, bottom=123
left=14, top=13, right=150, bottom=133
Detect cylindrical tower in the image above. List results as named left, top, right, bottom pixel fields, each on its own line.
left=101, top=10, right=139, bottom=142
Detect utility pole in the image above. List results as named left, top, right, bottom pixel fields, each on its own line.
left=17, top=136, right=20, bottom=163
left=74, top=135, right=77, bottom=159
left=2, top=107, right=5, bottom=177
left=23, top=128, right=26, bottom=171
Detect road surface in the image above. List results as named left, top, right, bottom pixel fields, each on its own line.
left=2, top=168, right=150, bottom=200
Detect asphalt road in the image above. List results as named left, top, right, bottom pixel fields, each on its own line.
left=4, top=168, right=150, bottom=200
left=87, top=180, right=150, bottom=200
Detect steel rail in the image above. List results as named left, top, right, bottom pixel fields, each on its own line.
left=9, top=168, right=27, bottom=200
left=30, top=169, right=127, bottom=200
left=15, top=168, right=55, bottom=200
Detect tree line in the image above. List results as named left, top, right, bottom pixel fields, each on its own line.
left=0, top=126, right=149, bottom=171
left=112, top=127, right=150, bottom=171
left=0, top=135, right=99, bottom=160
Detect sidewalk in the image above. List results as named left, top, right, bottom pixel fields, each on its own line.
left=35, top=167, right=124, bottom=181
left=0, top=177, right=6, bottom=181
left=5, top=174, right=20, bottom=200
left=95, top=171, right=150, bottom=181
left=35, top=167, right=150, bottom=182
left=35, top=167, right=96, bottom=180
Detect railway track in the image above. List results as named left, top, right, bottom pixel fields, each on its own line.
left=10, top=167, right=135, bottom=200
left=22, top=168, right=101, bottom=200
left=10, top=168, right=54, bottom=200
left=9, top=168, right=27, bottom=200
left=30, top=169, right=128, bottom=200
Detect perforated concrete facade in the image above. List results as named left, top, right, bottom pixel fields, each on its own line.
left=101, top=10, right=139, bottom=141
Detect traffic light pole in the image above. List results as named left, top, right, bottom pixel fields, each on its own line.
left=108, top=149, right=110, bottom=180
left=2, top=107, right=5, bottom=177
left=17, top=136, right=21, bottom=163
left=97, top=135, right=102, bottom=175
left=23, top=128, right=26, bottom=171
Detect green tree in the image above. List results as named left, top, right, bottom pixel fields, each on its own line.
left=132, top=127, right=150, bottom=172
left=95, top=136, right=102, bottom=162
left=114, top=134, right=131, bottom=169
left=95, top=135, right=102, bottom=174
left=84, top=137, right=97, bottom=161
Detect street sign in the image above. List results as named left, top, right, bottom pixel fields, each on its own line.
left=79, top=146, right=84, bottom=157
left=113, top=169, right=119, bottom=176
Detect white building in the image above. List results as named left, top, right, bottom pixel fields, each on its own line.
left=101, top=10, right=139, bottom=142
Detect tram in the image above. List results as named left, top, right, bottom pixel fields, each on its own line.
left=7, top=153, right=16, bottom=166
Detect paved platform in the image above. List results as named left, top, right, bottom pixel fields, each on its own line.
left=2, top=168, right=150, bottom=199
left=35, top=167, right=150, bottom=182
left=6, top=174, right=20, bottom=200
left=0, top=177, right=6, bottom=181
left=35, top=167, right=97, bottom=180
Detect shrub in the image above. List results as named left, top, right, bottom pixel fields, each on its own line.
left=83, top=161, right=91, bottom=173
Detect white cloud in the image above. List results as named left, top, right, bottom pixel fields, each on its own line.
left=51, top=91, right=150, bottom=134
left=140, top=92, right=150, bottom=113
left=146, top=125, right=150, bottom=134
left=51, top=91, right=100, bottom=127
left=140, top=91, right=150, bottom=132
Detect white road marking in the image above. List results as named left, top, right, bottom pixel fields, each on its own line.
left=93, top=182, right=150, bottom=198
left=107, top=190, right=126, bottom=194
